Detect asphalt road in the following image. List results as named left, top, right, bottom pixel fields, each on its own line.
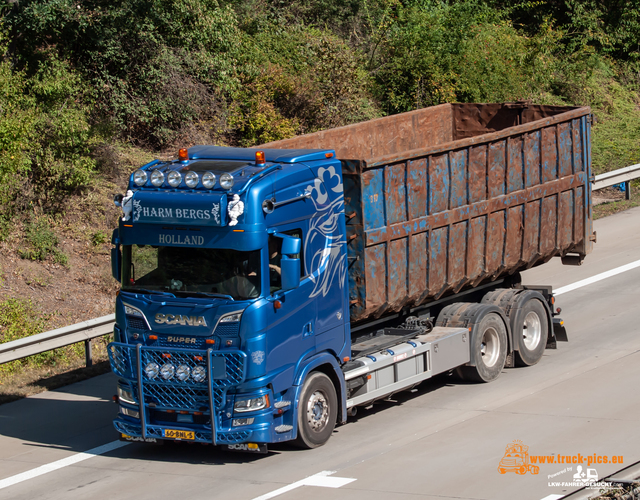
left=1, top=206, right=639, bottom=500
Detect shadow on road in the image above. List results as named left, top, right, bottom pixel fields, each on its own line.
left=0, top=367, right=477, bottom=463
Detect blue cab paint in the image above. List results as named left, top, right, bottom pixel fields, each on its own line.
left=109, top=146, right=350, bottom=448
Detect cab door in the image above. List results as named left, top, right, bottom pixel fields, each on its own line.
left=263, top=229, right=317, bottom=389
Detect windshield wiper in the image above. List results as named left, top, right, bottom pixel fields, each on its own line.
left=172, top=291, right=234, bottom=301
left=121, top=287, right=176, bottom=297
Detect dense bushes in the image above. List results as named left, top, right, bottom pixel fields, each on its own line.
left=0, top=33, right=96, bottom=235
left=1, top=0, right=639, bottom=219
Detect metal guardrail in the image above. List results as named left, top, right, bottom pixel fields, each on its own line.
left=0, top=166, right=638, bottom=369
left=593, top=163, right=640, bottom=200
left=0, top=314, right=115, bottom=367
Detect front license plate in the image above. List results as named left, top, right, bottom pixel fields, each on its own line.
left=163, top=429, right=195, bottom=440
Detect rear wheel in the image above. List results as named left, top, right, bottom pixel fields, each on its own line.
left=294, top=372, right=337, bottom=449
left=514, top=298, right=548, bottom=367
left=457, top=312, right=508, bottom=383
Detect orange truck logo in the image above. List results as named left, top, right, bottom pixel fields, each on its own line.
left=498, top=441, right=540, bottom=475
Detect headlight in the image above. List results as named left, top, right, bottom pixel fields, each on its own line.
left=124, top=304, right=144, bottom=317
left=202, top=171, right=216, bottom=189
left=219, top=173, right=234, bottom=190
left=145, top=362, right=160, bottom=379
left=184, top=171, right=199, bottom=188
left=160, top=363, right=175, bottom=380
left=150, top=170, right=165, bottom=187
left=192, top=365, right=206, bottom=383
left=133, top=169, right=147, bottom=186
left=176, top=365, right=191, bottom=381
left=167, top=171, right=182, bottom=187
left=220, top=312, right=242, bottom=323
left=117, top=386, right=136, bottom=404
left=234, top=394, right=269, bottom=413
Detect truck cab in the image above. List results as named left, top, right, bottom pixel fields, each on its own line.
left=110, top=146, right=350, bottom=449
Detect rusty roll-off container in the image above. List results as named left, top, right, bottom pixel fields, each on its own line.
left=262, top=103, right=594, bottom=323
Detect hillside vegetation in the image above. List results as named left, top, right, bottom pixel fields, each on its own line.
left=1, top=0, right=640, bottom=387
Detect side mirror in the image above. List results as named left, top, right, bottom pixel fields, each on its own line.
left=111, top=229, right=121, bottom=282
left=281, top=235, right=301, bottom=256
left=281, top=256, right=300, bottom=291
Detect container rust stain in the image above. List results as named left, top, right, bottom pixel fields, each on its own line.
left=261, top=103, right=593, bottom=323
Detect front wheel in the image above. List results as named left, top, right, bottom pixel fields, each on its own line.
left=293, top=372, right=337, bottom=449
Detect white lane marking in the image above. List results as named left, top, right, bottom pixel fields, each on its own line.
left=251, top=470, right=357, bottom=500
left=0, top=440, right=130, bottom=491
left=554, top=259, right=640, bottom=296
left=539, top=495, right=564, bottom=500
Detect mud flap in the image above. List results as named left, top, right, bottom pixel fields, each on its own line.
left=547, top=317, right=568, bottom=349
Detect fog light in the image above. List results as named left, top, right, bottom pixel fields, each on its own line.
left=145, top=362, right=160, bottom=379
left=160, top=363, right=175, bottom=380
left=167, top=171, right=182, bottom=187
left=184, top=171, right=199, bottom=188
left=202, top=172, right=216, bottom=189
left=176, top=364, right=190, bottom=381
left=232, top=418, right=255, bottom=427
left=133, top=169, right=147, bottom=186
left=120, top=406, right=140, bottom=419
left=192, top=365, right=206, bottom=383
left=150, top=170, right=165, bottom=187
left=220, top=173, right=234, bottom=190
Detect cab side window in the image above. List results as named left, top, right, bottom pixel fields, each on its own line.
left=268, top=229, right=304, bottom=294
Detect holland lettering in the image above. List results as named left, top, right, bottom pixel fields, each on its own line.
left=159, top=234, right=205, bottom=245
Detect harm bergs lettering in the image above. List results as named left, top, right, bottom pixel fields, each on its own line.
left=142, top=207, right=212, bottom=220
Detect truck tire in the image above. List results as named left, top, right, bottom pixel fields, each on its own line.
left=293, top=372, right=337, bottom=449
left=456, top=311, right=508, bottom=383
left=514, top=298, right=548, bottom=367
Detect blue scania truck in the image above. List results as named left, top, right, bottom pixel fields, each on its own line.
left=109, top=102, right=593, bottom=451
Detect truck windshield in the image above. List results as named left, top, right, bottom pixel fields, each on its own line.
left=122, top=245, right=261, bottom=300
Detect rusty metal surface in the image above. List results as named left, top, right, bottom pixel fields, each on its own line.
left=260, top=104, right=454, bottom=160
left=262, top=103, right=593, bottom=323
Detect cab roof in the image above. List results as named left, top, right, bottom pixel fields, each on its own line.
left=188, top=145, right=335, bottom=164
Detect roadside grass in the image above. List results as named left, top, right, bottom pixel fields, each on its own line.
left=0, top=297, right=112, bottom=372
left=0, top=296, right=112, bottom=403
left=17, top=218, right=68, bottom=266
